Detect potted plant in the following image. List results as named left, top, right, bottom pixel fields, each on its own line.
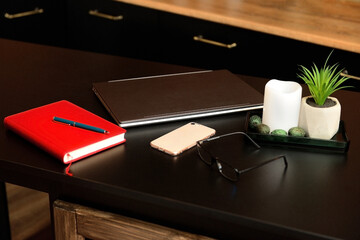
left=297, top=51, right=352, bottom=140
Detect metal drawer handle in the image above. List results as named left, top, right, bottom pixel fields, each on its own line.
left=4, top=7, right=44, bottom=19
left=340, top=72, right=360, bottom=81
left=193, top=35, right=237, bottom=49
left=88, top=9, right=123, bottom=21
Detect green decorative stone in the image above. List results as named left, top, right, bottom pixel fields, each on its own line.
left=257, top=124, right=270, bottom=134
left=249, top=115, right=262, bottom=129
left=288, top=127, right=306, bottom=137
left=271, top=129, right=287, bottom=136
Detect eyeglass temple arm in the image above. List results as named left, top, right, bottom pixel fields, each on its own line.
left=199, top=132, right=261, bottom=149
left=240, top=132, right=261, bottom=149
left=237, top=155, right=288, bottom=174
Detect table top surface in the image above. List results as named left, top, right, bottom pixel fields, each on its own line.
left=1, top=38, right=360, bottom=239
left=116, top=0, right=360, bottom=54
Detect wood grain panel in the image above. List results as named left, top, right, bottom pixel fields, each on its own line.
left=115, top=0, right=360, bottom=53
left=54, top=200, right=214, bottom=240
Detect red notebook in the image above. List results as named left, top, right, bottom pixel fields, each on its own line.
left=4, top=100, right=126, bottom=164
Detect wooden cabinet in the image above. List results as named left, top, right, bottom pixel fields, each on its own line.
left=67, top=0, right=159, bottom=60
left=1, top=0, right=358, bottom=83
left=0, top=0, right=66, bottom=47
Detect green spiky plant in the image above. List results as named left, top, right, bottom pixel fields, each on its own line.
left=297, top=51, right=351, bottom=106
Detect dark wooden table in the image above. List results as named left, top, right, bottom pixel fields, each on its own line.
left=1, top=38, right=360, bottom=240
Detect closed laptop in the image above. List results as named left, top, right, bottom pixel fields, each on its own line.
left=92, top=69, right=263, bottom=127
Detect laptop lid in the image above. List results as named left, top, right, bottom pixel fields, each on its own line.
left=93, top=69, right=263, bottom=127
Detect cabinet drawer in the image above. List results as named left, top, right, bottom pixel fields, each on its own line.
left=158, top=11, right=360, bottom=83
left=158, top=12, right=247, bottom=71
left=158, top=12, right=291, bottom=78
left=67, top=0, right=159, bottom=59
left=245, top=33, right=360, bottom=82
left=0, top=0, right=66, bottom=46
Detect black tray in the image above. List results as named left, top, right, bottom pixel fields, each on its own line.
left=245, top=111, right=350, bottom=153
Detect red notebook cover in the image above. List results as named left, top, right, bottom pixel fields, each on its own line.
left=4, top=100, right=126, bottom=164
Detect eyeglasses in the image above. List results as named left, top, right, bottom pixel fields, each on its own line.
left=196, top=132, right=288, bottom=182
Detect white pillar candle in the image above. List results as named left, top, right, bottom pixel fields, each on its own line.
left=262, top=80, right=302, bottom=132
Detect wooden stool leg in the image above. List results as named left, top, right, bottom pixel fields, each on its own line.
left=53, top=200, right=85, bottom=240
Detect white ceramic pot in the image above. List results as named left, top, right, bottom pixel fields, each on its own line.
left=298, top=96, right=341, bottom=140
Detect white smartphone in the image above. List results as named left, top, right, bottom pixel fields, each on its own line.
left=150, top=122, right=216, bottom=156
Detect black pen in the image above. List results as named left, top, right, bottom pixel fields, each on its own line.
left=53, top=117, right=109, bottom=134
